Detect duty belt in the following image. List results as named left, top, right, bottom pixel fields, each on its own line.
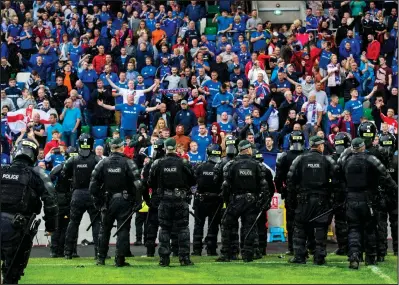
left=112, top=193, right=123, bottom=198
left=162, top=188, right=187, bottom=199
left=234, top=193, right=255, bottom=199
left=196, top=192, right=220, bottom=201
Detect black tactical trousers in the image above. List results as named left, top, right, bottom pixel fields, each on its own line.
left=221, top=195, right=258, bottom=260
left=64, top=189, right=100, bottom=255
left=244, top=209, right=267, bottom=253
left=377, top=205, right=398, bottom=256
left=388, top=204, right=398, bottom=254
left=135, top=212, right=147, bottom=243
left=293, top=195, right=330, bottom=260
left=286, top=203, right=296, bottom=253
left=0, top=213, right=26, bottom=284
left=193, top=198, right=222, bottom=252
left=334, top=206, right=348, bottom=252
left=51, top=208, right=70, bottom=255
left=145, top=206, right=159, bottom=248
left=98, top=196, right=132, bottom=259
left=346, top=193, right=377, bottom=259
left=158, top=198, right=190, bottom=257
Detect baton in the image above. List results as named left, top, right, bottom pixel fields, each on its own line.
left=309, top=202, right=345, bottom=223
left=86, top=211, right=101, bottom=231
left=189, top=210, right=202, bottom=222
left=244, top=205, right=266, bottom=242
left=202, top=203, right=222, bottom=244
left=113, top=209, right=135, bottom=237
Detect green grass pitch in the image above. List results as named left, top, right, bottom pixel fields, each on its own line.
left=21, top=254, right=397, bottom=284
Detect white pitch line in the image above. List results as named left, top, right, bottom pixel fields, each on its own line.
left=369, top=266, right=397, bottom=284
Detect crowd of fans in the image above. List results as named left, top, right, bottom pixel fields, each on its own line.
left=0, top=0, right=398, bottom=172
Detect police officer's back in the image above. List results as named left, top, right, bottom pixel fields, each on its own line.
left=90, top=138, right=143, bottom=267
left=148, top=138, right=196, bottom=267
left=192, top=144, right=223, bottom=256
left=1, top=139, right=58, bottom=284
left=213, top=135, right=237, bottom=188
left=338, top=138, right=397, bottom=269
left=218, top=140, right=270, bottom=262
left=274, top=131, right=305, bottom=255
left=141, top=138, right=166, bottom=257
left=287, top=136, right=339, bottom=265
left=62, top=134, right=100, bottom=259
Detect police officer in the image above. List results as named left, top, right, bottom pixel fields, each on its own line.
left=142, top=138, right=165, bottom=257
left=287, top=136, right=339, bottom=265
left=192, top=144, right=223, bottom=256
left=213, top=135, right=240, bottom=259
left=217, top=140, right=270, bottom=262
left=379, top=133, right=398, bottom=256
left=90, top=138, right=143, bottom=267
left=253, top=149, right=275, bottom=258
left=274, top=130, right=307, bottom=255
left=49, top=146, right=78, bottom=258
left=1, top=139, right=58, bottom=284
left=63, top=134, right=101, bottom=259
left=148, top=138, right=196, bottom=267
left=338, top=138, right=397, bottom=269
left=331, top=132, right=352, bottom=255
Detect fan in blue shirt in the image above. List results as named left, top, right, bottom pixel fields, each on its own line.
left=188, top=141, right=204, bottom=164
left=68, top=40, right=83, bottom=66
left=250, top=25, right=270, bottom=52
left=214, top=12, right=233, bottom=33
left=344, top=88, right=375, bottom=124
left=192, top=125, right=212, bottom=159
left=201, top=76, right=221, bottom=103
left=212, top=87, right=234, bottom=116
left=162, top=12, right=178, bottom=38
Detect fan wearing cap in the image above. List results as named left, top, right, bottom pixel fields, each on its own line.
left=148, top=138, right=196, bottom=267
left=217, top=140, right=270, bottom=262
left=174, top=100, right=197, bottom=136
left=1, top=139, right=58, bottom=284
left=287, top=136, right=339, bottom=265
left=338, top=137, right=397, bottom=269
left=90, top=137, right=144, bottom=267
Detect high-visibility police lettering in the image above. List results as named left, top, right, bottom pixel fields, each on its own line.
left=202, top=171, right=214, bottom=176
left=307, top=164, right=320, bottom=168
left=2, top=174, right=19, bottom=180
left=108, top=168, right=121, bottom=173
left=76, top=164, right=88, bottom=168
left=164, top=167, right=177, bottom=172
left=239, top=169, right=252, bottom=176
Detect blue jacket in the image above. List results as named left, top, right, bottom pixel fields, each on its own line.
left=174, top=109, right=197, bottom=134
left=339, top=37, right=361, bottom=57
left=212, top=92, right=234, bottom=115
left=185, top=4, right=205, bottom=22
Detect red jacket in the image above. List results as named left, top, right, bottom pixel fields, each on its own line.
left=245, top=60, right=265, bottom=77
left=380, top=112, right=398, bottom=133
left=43, top=140, right=65, bottom=156
left=366, top=40, right=381, bottom=61
left=32, top=27, right=46, bottom=40
left=188, top=96, right=207, bottom=118
left=337, top=117, right=356, bottom=139
left=124, top=146, right=135, bottom=159
left=92, top=54, right=107, bottom=74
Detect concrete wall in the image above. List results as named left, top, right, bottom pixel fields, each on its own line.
left=255, top=1, right=307, bottom=25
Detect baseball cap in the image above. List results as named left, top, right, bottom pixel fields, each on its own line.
left=110, top=138, right=124, bottom=148
left=351, top=138, right=365, bottom=149
left=164, top=138, right=177, bottom=150
left=113, top=128, right=120, bottom=134
left=237, top=6, right=242, bottom=9
left=309, top=136, right=325, bottom=147
left=238, top=140, right=252, bottom=151
left=180, top=100, right=188, bottom=105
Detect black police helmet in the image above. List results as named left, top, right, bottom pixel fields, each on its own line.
left=379, top=132, right=396, bottom=156
left=207, top=144, right=222, bottom=163
left=289, top=130, right=305, bottom=150
left=152, top=139, right=165, bottom=160
left=78, top=133, right=94, bottom=157
left=334, top=132, right=352, bottom=155
left=65, top=146, right=78, bottom=159
left=253, top=149, right=264, bottom=162
left=14, top=139, right=39, bottom=165
left=225, top=135, right=237, bottom=156
left=358, top=121, right=376, bottom=146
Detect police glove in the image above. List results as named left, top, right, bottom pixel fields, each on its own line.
left=132, top=200, right=143, bottom=212
left=92, top=196, right=103, bottom=211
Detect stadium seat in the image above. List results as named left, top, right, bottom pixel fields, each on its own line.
left=108, top=125, right=119, bottom=137
left=205, top=27, right=217, bottom=35
left=47, top=81, right=56, bottom=89
left=338, top=97, right=345, bottom=109
left=81, top=125, right=90, bottom=134
left=92, top=126, right=108, bottom=139
left=94, top=139, right=104, bottom=148
left=17, top=82, right=25, bottom=89
left=207, top=5, right=219, bottom=15
left=268, top=227, right=286, bottom=242
left=363, top=108, right=373, bottom=121
left=206, top=18, right=217, bottom=27
left=207, top=35, right=217, bottom=41
left=50, top=72, right=56, bottom=82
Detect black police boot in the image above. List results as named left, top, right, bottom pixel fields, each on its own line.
left=261, top=247, right=267, bottom=256
left=207, top=249, right=218, bottom=256
left=285, top=250, right=294, bottom=256
left=313, top=256, right=326, bottom=265
left=365, top=255, right=377, bottom=266
left=394, top=251, right=398, bottom=256
left=216, top=254, right=231, bottom=262
left=72, top=249, right=80, bottom=258
left=348, top=253, right=360, bottom=270
left=253, top=248, right=262, bottom=260
left=134, top=240, right=143, bottom=246
left=126, top=250, right=134, bottom=257
left=159, top=255, right=170, bottom=267
left=334, top=247, right=347, bottom=256
left=64, top=251, right=72, bottom=260
left=288, top=256, right=306, bottom=264
left=191, top=249, right=202, bottom=256
left=179, top=255, right=194, bottom=266
left=96, top=258, right=105, bottom=266
left=115, top=256, right=130, bottom=267
left=50, top=248, right=60, bottom=258
left=172, top=250, right=179, bottom=257
left=146, top=246, right=155, bottom=257
left=376, top=255, right=385, bottom=262
left=230, top=252, right=239, bottom=260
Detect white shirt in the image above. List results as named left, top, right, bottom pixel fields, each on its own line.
left=302, top=101, right=323, bottom=125
left=267, top=109, right=279, bottom=131
left=119, top=88, right=144, bottom=104
left=309, top=90, right=328, bottom=112
left=247, top=68, right=269, bottom=84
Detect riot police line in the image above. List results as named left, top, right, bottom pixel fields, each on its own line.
left=1, top=121, right=397, bottom=283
